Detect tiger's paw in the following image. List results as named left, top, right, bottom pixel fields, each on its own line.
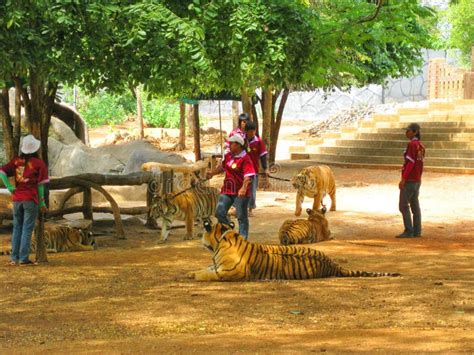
left=183, top=235, right=194, bottom=241
left=157, top=239, right=168, bottom=244
left=295, top=209, right=302, bottom=217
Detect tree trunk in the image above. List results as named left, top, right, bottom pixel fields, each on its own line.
left=192, top=103, right=201, bottom=161
left=261, top=87, right=273, bottom=155
left=186, top=104, right=194, bottom=136
left=13, top=83, right=22, bottom=156
left=241, top=89, right=253, bottom=118
left=0, top=87, right=14, bottom=160
left=269, top=88, right=289, bottom=164
left=178, top=102, right=186, bottom=150
left=231, top=101, right=239, bottom=128
left=136, top=86, right=144, bottom=139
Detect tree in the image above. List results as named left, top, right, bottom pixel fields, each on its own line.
left=190, top=0, right=436, bottom=163
left=0, top=1, right=214, bottom=164
left=447, top=0, right=474, bottom=66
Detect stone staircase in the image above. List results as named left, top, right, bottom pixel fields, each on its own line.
left=290, top=100, right=474, bottom=174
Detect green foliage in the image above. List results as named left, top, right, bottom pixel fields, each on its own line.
left=448, top=0, right=474, bottom=66
left=142, top=98, right=180, bottom=129
left=79, top=92, right=130, bottom=128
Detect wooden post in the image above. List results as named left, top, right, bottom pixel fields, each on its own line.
left=83, top=187, right=93, bottom=220
left=35, top=212, right=48, bottom=263
left=162, top=170, right=174, bottom=194
left=187, top=104, right=194, bottom=137
left=146, top=177, right=158, bottom=228
left=136, top=86, right=144, bottom=139
left=192, top=103, right=201, bottom=162
left=178, top=102, right=186, bottom=150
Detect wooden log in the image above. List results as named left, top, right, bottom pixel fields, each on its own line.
left=83, top=187, right=93, bottom=220
left=58, top=186, right=82, bottom=211
left=49, top=172, right=156, bottom=190
left=47, top=205, right=148, bottom=218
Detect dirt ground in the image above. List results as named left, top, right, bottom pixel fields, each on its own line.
left=0, top=161, right=473, bottom=353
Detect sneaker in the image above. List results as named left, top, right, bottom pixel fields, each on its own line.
left=19, top=260, right=37, bottom=266
left=7, top=260, right=18, bottom=266
left=396, top=232, right=414, bottom=238
left=248, top=209, right=254, bottom=217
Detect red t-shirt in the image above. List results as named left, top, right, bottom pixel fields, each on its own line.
left=247, top=135, right=268, bottom=171
left=402, top=138, right=425, bottom=182
left=221, top=151, right=256, bottom=196
left=0, top=157, right=49, bottom=204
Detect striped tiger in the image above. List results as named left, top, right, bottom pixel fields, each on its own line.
left=150, top=185, right=219, bottom=242
left=187, top=221, right=400, bottom=281
left=0, top=224, right=96, bottom=255
left=279, top=208, right=332, bottom=245
left=291, top=165, right=336, bottom=216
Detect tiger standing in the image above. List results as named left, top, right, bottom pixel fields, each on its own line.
left=0, top=224, right=96, bottom=255
left=279, top=208, right=332, bottom=245
left=187, top=221, right=400, bottom=281
left=150, top=185, right=219, bottom=242
left=291, top=165, right=336, bottom=216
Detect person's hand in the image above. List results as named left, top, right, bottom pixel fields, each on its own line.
left=238, top=187, right=246, bottom=198
left=40, top=205, right=48, bottom=214
left=399, top=179, right=405, bottom=190
left=7, top=187, right=15, bottom=194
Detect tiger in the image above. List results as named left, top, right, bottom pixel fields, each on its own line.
left=279, top=208, right=332, bottom=245
left=150, top=184, right=219, bottom=242
left=187, top=221, right=399, bottom=281
left=0, top=224, right=96, bottom=255
left=291, top=165, right=336, bottom=216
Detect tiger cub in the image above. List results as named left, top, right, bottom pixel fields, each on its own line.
left=187, top=221, right=399, bottom=281
left=0, top=224, right=96, bottom=255
left=279, top=208, right=332, bottom=245
left=150, top=185, right=219, bottom=242
left=291, top=165, right=336, bottom=216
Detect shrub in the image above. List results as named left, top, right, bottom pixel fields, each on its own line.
left=142, top=98, right=180, bottom=129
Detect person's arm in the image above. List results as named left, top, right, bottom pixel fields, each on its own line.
left=38, top=184, right=47, bottom=210
left=259, top=140, right=269, bottom=174
left=206, top=164, right=224, bottom=180
left=37, top=159, right=49, bottom=211
left=400, top=143, right=416, bottom=189
left=238, top=158, right=256, bottom=197
left=0, top=159, right=16, bottom=193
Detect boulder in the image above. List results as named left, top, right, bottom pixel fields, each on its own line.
left=49, top=117, right=83, bottom=145
left=122, top=146, right=187, bottom=174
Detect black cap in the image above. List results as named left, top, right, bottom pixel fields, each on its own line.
left=402, top=123, right=421, bottom=131
left=238, top=113, right=250, bottom=122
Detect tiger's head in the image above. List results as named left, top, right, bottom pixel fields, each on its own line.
left=80, top=230, right=97, bottom=249
left=291, top=169, right=316, bottom=191
left=202, top=219, right=236, bottom=252
left=306, top=208, right=331, bottom=238
left=150, top=193, right=178, bottom=223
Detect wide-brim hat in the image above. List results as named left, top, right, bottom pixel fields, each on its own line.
left=20, top=134, right=41, bottom=154
left=227, top=135, right=245, bottom=146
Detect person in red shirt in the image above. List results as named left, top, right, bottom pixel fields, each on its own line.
left=397, top=123, right=425, bottom=238
left=224, top=113, right=250, bottom=153
left=244, top=121, right=269, bottom=215
left=0, top=135, right=49, bottom=265
left=207, top=134, right=255, bottom=239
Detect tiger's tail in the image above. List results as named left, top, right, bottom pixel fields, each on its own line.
left=337, top=268, right=400, bottom=277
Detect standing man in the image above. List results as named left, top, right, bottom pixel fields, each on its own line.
left=207, top=135, right=255, bottom=239
left=397, top=123, right=425, bottom=238
left=245, top=121, right=269, bottom=215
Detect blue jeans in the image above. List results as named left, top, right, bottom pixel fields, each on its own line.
left=12, top=201, right=39, bottom=263
left=399, top=182, right=421, bottom=235
left=249, top=175, right=258, bottom=209
left=215, top=194, right=250, bottom=239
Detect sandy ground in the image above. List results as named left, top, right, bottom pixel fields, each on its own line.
left=0, top=163, right=473, bottom=353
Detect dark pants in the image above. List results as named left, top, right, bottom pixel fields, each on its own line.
left=399, top=182, right=421, bottom=235
left=215, top=194, right=250, bottom=239
left=12, top=201, right=39, bottom=263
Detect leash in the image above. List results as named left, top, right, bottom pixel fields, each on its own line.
left=258, top=173, right=291, bottom=182
left=154, top=178, right=210, bottom=200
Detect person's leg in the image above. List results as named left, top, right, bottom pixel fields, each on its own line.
left=215, top=194, right=235, bottom=225
left=398, top=184, right=416, bottom=237
left=235, top=196, right=250, bottom=239
left=410, top=182, right=422, bottom=236
left=19, top=201, right=39, bottom=263
left=11, top=202, right=24, bottom=263
left=249, top=176, right=258, bottom=210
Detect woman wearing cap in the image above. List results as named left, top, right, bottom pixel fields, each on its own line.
left=224, top=113, right=250, bottom=153
left=397, top=123, right=425, bottom=238
left=207, top=134, right=256, bottom=239
left=0, top=135, right=49, bottom=265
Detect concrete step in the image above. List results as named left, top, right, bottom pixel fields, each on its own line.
left=368, top=127, right=474, bottom=134
left=345, top=132, right=474, bottom=142
left=334, top=139, right=472, bottom=150
left=315, top=146, right=474, bottom=159
left=292, top=153, right=474, bottom=168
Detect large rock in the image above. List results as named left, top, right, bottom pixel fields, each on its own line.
left=122, top=144, right=187, bottom=174
left=49, top=117, right=82, bottom=145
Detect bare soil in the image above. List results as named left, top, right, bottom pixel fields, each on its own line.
left=0, top=162, right=473, bottom=353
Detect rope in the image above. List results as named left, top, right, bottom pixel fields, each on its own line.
left=258, top=173, right=291, bottom=182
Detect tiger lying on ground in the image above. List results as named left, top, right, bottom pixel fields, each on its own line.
left=0, top=224, right=96, bottom=255
left=279, top=208, right=332, bottom=245
left=291, top=165, right=336, bottom=216
left=187, top=221, right=400, bottom=281
left=150, top=184, right=219, bottom=242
